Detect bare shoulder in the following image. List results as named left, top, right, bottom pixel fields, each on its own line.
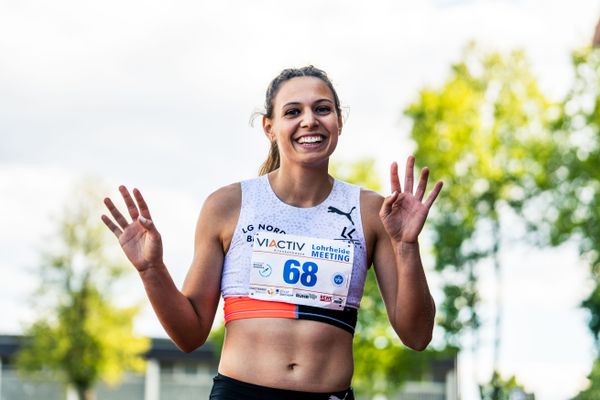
left=195, top=182, right=241, bottom=244
left=360, top=188, right=385, bottom=218
left=202, top=182, right=241, bottom=217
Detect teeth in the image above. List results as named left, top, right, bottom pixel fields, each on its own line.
left=297, top=136, right=323, bottom=144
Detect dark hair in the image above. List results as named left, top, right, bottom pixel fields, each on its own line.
left=258, top=65, right=342, bottom=176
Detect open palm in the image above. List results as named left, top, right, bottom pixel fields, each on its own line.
left=101, top=186, right=163, bottom=272
left=379, top=156, right=443, bottom=244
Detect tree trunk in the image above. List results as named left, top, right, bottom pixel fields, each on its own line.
left=489, top=217, right=503, bottom=400
left=76, top=385, right=95, bottom=400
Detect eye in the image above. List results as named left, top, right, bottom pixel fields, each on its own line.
left=315, top=105, right=332, bottom=114
left=284, top=108, right=300, bottom=117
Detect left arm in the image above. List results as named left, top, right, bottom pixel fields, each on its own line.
left=367, top=156, right=443, bottom=351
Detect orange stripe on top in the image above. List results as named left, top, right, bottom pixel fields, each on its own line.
left=223, top=296, right=296, bottom=323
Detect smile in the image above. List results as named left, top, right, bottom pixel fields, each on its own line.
left=296, top=135, right=324, bottom=144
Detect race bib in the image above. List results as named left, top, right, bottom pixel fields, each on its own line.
left=249, top=232, right=354, bottom=309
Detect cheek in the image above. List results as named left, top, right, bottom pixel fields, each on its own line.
left=270, top=128, right=289, bottom=146
left=327, top=120, right=341, bottom=135
left=273, top=121, right=296, bottom=138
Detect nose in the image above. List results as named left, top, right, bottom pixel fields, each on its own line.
left=300, top=111, right=319, bottom=129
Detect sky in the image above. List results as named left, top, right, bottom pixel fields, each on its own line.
left=1, top=0, right=599, bottom=399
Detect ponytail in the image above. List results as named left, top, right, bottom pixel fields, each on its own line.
left=258, top=141, right=280, bottom=176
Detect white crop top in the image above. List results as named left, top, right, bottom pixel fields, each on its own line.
left=221, top=174, right=369, bottom=309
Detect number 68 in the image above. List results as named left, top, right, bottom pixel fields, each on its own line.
left=283, top=259, right=318, bottom=287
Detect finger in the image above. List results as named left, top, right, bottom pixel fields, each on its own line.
left=404, top=155, right=415, bottom=194
left=133, top=188, right=152, bottom=220
left=103, top=197, right=130, bottom=229
left=101, top=214, right=123, bottom=238
left=119, top=185, right=139, bottom=221
left=390, top=162, right=401, bottom=194
left=138, top=215, right=158, bottom=235
left=414, top=167, right=429, bottom=202
left=379, top=191, right=399, bottom=219
left=424, top=181, right=444, bottom=209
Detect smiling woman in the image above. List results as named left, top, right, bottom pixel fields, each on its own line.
left=257, top=66, right=343, bottom=176
left=261, top=73, right=342, bottom=175
left=101, top=65, right=443, bottom=400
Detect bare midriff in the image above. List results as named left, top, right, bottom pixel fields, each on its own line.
left=218, top=318, right=354, bottom=392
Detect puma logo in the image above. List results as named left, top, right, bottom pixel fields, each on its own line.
left=327, top=206, right=356, bottom=225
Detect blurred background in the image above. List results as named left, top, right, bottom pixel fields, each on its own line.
left=2, top=1, right=600, bottom=399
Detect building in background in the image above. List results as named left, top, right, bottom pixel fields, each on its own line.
left=0, top=334, right=457, bottom=400
left=0, top=335, right=217, bottom=400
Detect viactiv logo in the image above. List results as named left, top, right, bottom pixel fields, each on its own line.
left=255, top=236, right=306, bottom=251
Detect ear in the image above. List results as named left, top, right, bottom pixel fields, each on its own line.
left=337, top=113, right=343, bottom=136
left=262, top=115, right=275, bottom=142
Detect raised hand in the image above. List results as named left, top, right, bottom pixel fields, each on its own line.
left=101, top=186, right=163, bottom=272
left=379, top=156, right=443, bottom=244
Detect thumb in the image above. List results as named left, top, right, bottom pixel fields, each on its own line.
left=138, top=215, right=157, bottom=232
left=379, top=191, right=398, bottom=219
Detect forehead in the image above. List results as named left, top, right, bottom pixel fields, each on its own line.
left=274, top=76, right=334, bottom=106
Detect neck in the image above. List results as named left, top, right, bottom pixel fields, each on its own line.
left=268, top=162, right=333, bottom=208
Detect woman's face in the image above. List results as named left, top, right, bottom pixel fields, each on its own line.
left=263, top=76, right=342, bottom=169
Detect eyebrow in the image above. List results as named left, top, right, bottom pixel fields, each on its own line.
left=282, top=98, right=334, bottom=108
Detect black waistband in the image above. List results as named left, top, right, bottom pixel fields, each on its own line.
left=296, top=304, right=357, bottom=335
left=210, top=373, right=355, bottom=400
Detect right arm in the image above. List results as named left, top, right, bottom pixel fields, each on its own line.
left=102, top=184, right=240, bottom=353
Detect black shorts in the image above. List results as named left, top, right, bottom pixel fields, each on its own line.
left=209, top=373, right=355, bottom=400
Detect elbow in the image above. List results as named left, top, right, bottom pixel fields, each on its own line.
left=394, top=301, right=435, bottom=351
left=181, top=346, right=199, bottom=354
left=394, top=319, right=433, bottom=351
left=402, top=333, right=432, bottom=352
left=166, top=319, right=212, bottom=353
left=171, top=331, right=208, bottom=354
left=176, top=338, right=205, bottom=353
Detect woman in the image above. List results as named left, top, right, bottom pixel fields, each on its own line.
left=102, top=66, right=442, bottom=400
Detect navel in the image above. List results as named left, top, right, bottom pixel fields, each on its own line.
left=287, top=362, right=298, bottom=371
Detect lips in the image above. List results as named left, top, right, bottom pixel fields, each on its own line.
left=296, top=135, right=324, bottom=144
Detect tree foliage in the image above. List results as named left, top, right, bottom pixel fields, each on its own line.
left=576, top=357, right=600, bottom=400
left=404, top=43, right=556, bottom=350
left=550, top=46, right=600, bottom=397
left=479, top=371, right=533, bottom=400
left=17, top=180, right=150, bottom=400
left=547, top=47, right=600, bottom=333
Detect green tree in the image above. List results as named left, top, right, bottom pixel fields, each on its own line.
left=547, top=46, right=600, bottom=331
left=550, top=46, right=600, bottom=398
left=17, top=180, right=150, bottom=400
left=405, top=43, right=555, bottom=393
left=576, top=358, right=600, bottom=400
left=479, top=371, right=533, bottom=400
left=332, top=159, right=454, bottom=397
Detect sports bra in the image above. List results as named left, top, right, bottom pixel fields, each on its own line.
left=221, top=174, right=368, bottom=334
